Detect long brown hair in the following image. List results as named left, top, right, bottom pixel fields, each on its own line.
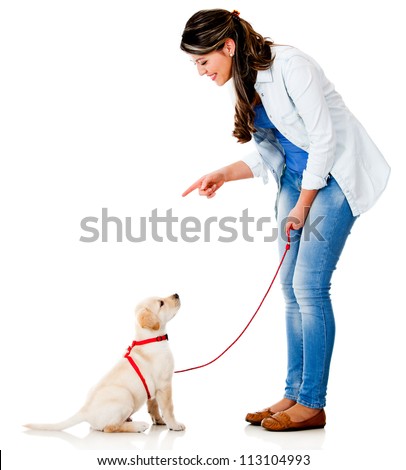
left=180, top=9, right=274, bottom=143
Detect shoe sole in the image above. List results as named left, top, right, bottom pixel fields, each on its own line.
left=262, top=424, right=325, bottom=432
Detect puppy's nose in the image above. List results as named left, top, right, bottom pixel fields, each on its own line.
left=173, top=293, right=179, bottom=299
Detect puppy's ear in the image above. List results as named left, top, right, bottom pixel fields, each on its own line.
left=137, top=308, right=160, bottom=331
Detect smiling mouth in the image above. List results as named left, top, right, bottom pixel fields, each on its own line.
left=208, top=73, right=217, bottom=81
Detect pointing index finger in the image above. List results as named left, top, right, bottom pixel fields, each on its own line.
left=182, top=179, right=203, bottom=197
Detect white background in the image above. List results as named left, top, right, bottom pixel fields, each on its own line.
left=0, top=0, right=404, bottom=469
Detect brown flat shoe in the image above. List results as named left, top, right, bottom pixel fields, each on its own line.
left=245, top=407, right=275, bottom=426
left=261, top=409, right=326, bottom=432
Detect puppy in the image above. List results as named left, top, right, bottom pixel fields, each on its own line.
left=24, top=293, right=185, bottom=433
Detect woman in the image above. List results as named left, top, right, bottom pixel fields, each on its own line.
left=180, top=9, right=390, bottom=431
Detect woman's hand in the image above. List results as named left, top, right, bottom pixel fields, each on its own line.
left=285, top=189, right=319, bottom=236
left=285, top=204, right=310, bottom=234
left=182, top=161, right=253, bottom=198
left=182, top=170, right=226, bottom=198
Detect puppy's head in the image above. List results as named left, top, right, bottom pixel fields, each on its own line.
left=135, top=293, right=181, bottom=332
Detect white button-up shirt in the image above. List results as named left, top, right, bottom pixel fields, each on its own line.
left=242, top=45, right=390, bottom=216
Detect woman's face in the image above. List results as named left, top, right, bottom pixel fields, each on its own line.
left=190, top=43, right=233, bottom=86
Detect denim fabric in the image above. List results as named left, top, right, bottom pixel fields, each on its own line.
left=277, top=167, right=357, bottom=408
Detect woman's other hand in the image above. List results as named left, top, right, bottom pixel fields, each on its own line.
left=285, top=204, right=310, bottom=234
left=284, top=189, right=319, bottom=236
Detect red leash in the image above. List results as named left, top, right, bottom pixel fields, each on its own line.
left=175, top=233, right=291, bottom=374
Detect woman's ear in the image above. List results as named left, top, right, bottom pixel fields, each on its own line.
left=137, top=308, right=160, bottom=330
left=223, top=38, right=236, bottom=57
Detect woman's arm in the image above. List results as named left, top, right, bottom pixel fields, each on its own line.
left=182, top=160, right=253, bottom=198
left=283, top=55, right=335, bottom=191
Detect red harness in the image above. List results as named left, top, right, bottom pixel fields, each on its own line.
left=124, top=334, right=168, bottom=399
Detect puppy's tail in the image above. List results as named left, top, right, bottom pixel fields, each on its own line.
left=24, top=411, right=85, bottom=431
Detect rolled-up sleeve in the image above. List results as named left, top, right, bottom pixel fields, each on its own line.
left=241, top=151, right=269, bottom=184
left=284, top=56, right=336, bottom=190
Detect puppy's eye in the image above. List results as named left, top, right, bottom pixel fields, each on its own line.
left=159, top=300, right=164, bottom=307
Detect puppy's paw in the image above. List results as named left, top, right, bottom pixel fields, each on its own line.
left=152, top=416, right=166, bottom=426
left=168, top=422, right=186, bottom=431
left=134, top=421, right=150, bottom=433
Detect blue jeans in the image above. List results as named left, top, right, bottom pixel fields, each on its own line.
left=277, top=168, right=357, bottom=409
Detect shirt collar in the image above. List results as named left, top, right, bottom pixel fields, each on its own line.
left=255, top=68, right=273, bottom=86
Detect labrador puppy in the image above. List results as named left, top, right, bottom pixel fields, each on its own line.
left=25, top=294, right=185, bottom=433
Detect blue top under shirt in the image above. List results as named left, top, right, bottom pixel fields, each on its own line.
left=254, top=103, right=308, bottom=174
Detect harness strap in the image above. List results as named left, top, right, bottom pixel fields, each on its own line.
left=124, top=334, right=169, bottom=399
left=124, top=353, right=152, bottom=399
left=130, top=334, right=168, bottom=347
